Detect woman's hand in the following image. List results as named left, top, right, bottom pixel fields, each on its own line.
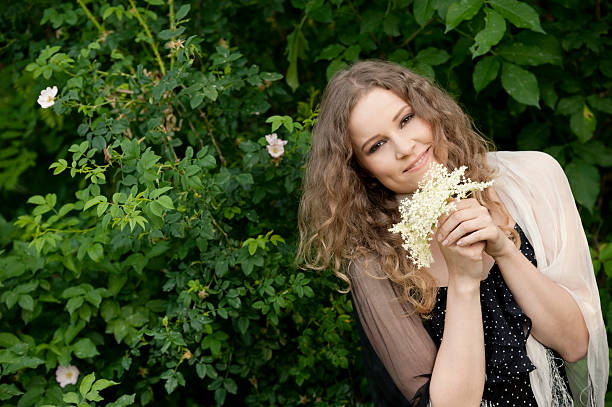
left=436, top=198, right=513, bottom=279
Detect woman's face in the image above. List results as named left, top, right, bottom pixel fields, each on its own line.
left=348, top=87, right=447, bottom=194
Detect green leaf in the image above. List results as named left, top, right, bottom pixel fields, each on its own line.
left=587, top=95, right=612, bottom=114
left=176, top=4, right=190, bottom=20
left=106, top=394, right=136, bottom=407
left=470, top=9, right=506, bottom=57
left=84, top=196, right=107, bottom=211
left=260, top=72, right=283, bottom=81
left=0, top=333, right=20, bottom=347
left=18, top=295, right=34, bottom=311
left=445, top=0, right=483, bottom=32
left=190, top=93, right=204, bottom=109
left=414, top=0, right=435, bottom=26
left=0, top=383, right=23, bottom=400
left=496, top=39, right=562, bottom=66
left=63, top=392, right=80, bottom=404
left=91, top=379, right=118, bottom=392
left=157, top=196, right=174, bottom=210
left=557, top=95, right=585, bottom=115
left=196, top=363, right=207, bottom=379
left=570, top=105, right=597, bottom=143
left=600, top=243, right=612, bottom=262
left=80, top=373, right=96, bottom=397
left=501, top=62, right=539, bottom=106
left=66, top=296, right=84, bottom=315
left=144, top=0, right=164, bottom=5
left=489, top=0, right=544, bottom=33
left=326, top=59, right=347, bottom=81
left=27, top=195, right=46, bottom=205
left=87, top=244, right=103, bottom=263
left=565, top=161, right=600, bottom=212
left=149, top=186, right=172, bottom=200
left=415, top=47, right=450, bottom=66
left=315, top=44, right=345, bottom=61
left=473, top=56, right=500, bottom=92
left=85, top=390, right=103, bottom=402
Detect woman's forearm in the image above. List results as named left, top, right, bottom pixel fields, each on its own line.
left=429, top=280, right=485, bottom=407
left=494, top=238, right=589, bottom=362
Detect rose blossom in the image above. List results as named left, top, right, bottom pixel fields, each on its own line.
left=55, top=364, right=79, bottom=388
left=37, top=86, right=58, bottom=108
left=264, top=133, right=288, bottom=158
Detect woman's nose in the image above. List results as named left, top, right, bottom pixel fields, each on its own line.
left=394, top=135, right=416, bottom=159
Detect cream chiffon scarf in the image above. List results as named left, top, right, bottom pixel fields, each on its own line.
left=349, top=151, right=608, bottom=406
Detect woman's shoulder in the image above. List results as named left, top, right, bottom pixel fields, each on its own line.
left=487, top=150, right=565, bottom=181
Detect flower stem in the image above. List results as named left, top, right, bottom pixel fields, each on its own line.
left=128, top=0, right=166, bottom=76
left=169, top=0, right=176, bottom=68
left=77, top=0, right=104, bottom=33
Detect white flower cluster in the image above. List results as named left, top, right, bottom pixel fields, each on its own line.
left=389, top=163, right=493, bottom=269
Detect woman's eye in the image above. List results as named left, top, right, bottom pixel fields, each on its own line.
left=400, top=113, right=415, bottom=128
left=369, top=140, right=385, bottom=154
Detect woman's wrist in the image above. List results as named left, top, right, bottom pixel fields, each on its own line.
left=447, top=273, right=481, bottom=295
left=488, top=228, right=517, bottom=260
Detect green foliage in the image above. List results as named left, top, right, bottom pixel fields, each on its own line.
left=0, top=0, right=610, bottom=405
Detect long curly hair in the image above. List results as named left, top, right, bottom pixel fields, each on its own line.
left=297, top=60, right=513, bottom=315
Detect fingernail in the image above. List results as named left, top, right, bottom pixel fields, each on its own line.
left=437, top=234, right=443, bottom=241
left=456, top=240, right=464, bottom=246
left=442, top=239, right=449, bottom=246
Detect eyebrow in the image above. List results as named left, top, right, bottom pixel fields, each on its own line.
left=360, top=104, right=410, bottom=152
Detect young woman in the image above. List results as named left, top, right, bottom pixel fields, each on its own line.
left=298, top=60, right=608, bottom=406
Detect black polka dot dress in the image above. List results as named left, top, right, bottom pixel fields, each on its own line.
left=422, top=223, right=570, bottom=406
left=353, top=224, right=571, bottom=406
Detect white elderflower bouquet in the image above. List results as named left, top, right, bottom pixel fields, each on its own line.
left=389, top=163, right=493, bottom=269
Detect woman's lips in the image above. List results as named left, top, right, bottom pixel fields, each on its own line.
left=404, top=147, right=430, bottom=172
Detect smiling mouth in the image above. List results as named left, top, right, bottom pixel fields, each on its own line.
left=404, top=147, right=430, bottom=172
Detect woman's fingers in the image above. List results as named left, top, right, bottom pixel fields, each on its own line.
left=437, top=200, right=491, bottom=245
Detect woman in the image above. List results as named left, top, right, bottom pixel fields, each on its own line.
left=298, top=60, right=607, bottom=406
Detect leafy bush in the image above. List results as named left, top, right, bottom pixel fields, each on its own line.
left=0, top=0, right=610, bottom=406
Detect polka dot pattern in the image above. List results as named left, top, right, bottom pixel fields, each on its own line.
left=421, top=224, right=570, bottom=405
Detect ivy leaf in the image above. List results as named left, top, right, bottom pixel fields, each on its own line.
left=565, top=160, right=600, bottom=212
left=501, top=62, right=539, bottom=106
left=445, top=0, right=483, bottom=33
left=570, top=105, right=597, bottom=143
left=473, top=56, right=501, bottom=93
left=470, top=9, right=506, bottom=57
left=489, top=0, right=544, bottom=33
